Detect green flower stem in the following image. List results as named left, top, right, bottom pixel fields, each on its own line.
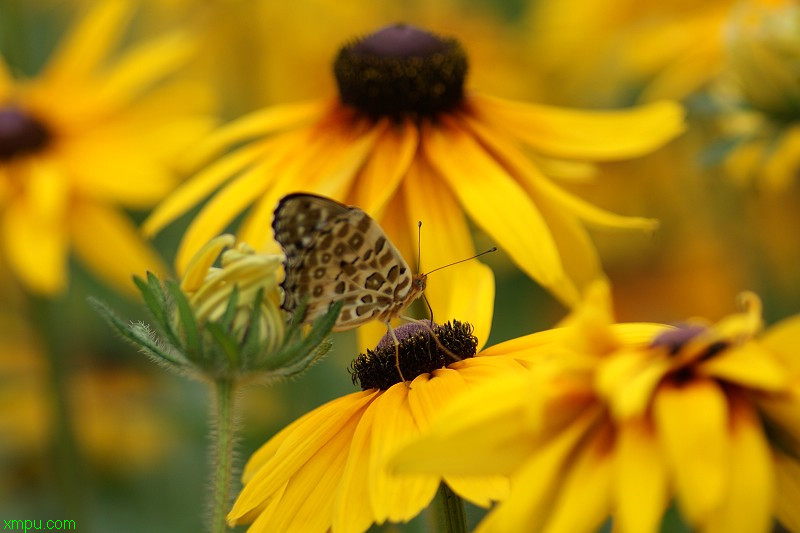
left=433, top=483, right=467, bottom=533
left=30, top=296, right=86, bottom=522
left=211, top=378, right=237, bottom=533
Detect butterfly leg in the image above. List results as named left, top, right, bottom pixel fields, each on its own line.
left=399, top=315, right=464, bottom=363
left=386, top=322, right=409, bottom=385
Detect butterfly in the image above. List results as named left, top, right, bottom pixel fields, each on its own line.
left=273, top=193, right=427, bottom=333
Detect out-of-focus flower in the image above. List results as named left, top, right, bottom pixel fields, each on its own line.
left=395, top=284, right=800, bottom=533
left=525, top=0, right=784, bottom=104
left=0, top=0, right=215, bottom=294
left=715, top=1, right=800, bottom=190
left=145, top=24, right=684, bottom=349
left=94, top=234, right=340, bottom=383
left=228, top=319, right=532, bottom=533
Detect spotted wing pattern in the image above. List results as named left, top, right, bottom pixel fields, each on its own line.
left=273, top=193, right=422, bottom=331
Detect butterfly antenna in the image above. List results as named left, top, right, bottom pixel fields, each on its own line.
left=424, top=247, right=498, bottom=276
left=416, top=221, right=422, bottom=274
left=423, top=291, right=435, bottom=327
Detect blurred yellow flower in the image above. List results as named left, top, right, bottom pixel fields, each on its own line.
left=228, top=319, right=530, bottom=533
left=716, top=1, right=800, bottom=189
left=395, top=284, right=800, bottom=533
left=0, top=0, right=214, bottom=294
left=145, top=24, right=684, bottom=346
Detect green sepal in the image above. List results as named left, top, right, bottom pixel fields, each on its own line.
left=166, top=279, right=204, bottom=362
left=266, top=300, right=342, bottom=375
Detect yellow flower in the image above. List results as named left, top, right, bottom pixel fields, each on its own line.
left=716, top=0, right=800, bottom=189
left=228, top=319, right=532, bottom=532
left=145, top=24, right=684, bottom=345
left=0, top=0, right=214, bottom=294
left=395, top=284, right=800, bottom=533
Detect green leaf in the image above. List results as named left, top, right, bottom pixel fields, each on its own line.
left=88, top=297, right=188, bottom=369
left=166, top=280, right=204, bottom=362
left=206, top=321, right=240, bottom=371
left=267, top=301, right=342, bottom=373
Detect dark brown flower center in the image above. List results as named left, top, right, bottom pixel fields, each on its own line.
left=350, top=320, right=478, bottom=390
left=334, top=24, right=468, bottom=120
left=0, top=106, right=51, bottom=161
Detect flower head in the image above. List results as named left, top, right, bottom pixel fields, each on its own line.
left=0, top=0, right=215, bottom=295
left=145, top=23, right=684, bottom=348
left=394, top=284, right=800, bottom=533
left=227, top=317, right=532, bottom=532
left=93, top=234, right=340, bottom=383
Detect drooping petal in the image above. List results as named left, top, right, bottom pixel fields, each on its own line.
left=402, top=158, right=494, bottom=347
left=469, top=93, right=685, bottom=161
left=597, top=349, right=671, bottom=419
left=347, top=118, right=418, bottom=218
left=760, top=315, right=800, bottom=373
left=421, top=119, right=573, bottom=305
left=653, top=378, right=729, bottom=525
left=704, top=394, right=773, bottom=533
left=458, top=111, right=658, bottom=231
left=613, top=418, right=668, bottom=533
left=369, top=383, right=439, bottom=524
left=180, top=234, right=236, bottom=292
left=229, top=391, right=376, bottom=522
left=69, top=201, right=167, bottom=294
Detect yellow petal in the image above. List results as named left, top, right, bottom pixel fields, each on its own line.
left=597, top=349, right=671, bottom=419
left=92, top=32, right=194, bottom=113
left=0, top=54, right=12, bottom=98
left=699, top=342, right=790, bottom=392
left=613, top=418, right=668, bottom=533
left=1, top=188, right=67, bottom=294
left=775, top=453, right=800, bottom=533
left=421, top=120, right=571, bottom=304
left=394, top=373, right=540, bottom=477
left=142, top=141, right=270, bottom=237
left=229, top=391, right=376, bottom=521
left=348, top=118, right=418, bottom=218
left=761, top=315, right=800, bottom=373
left=757, top=384, right=800, bottom=451
left=264, top=412, right=358, bottom=533
left=173, top=157, right=278, bottom=275
left=402, top=158, right=494, bottom=348
left=458, top=111, right=659, bottom=231
left=184, top=99, right=329, bottom=168
left=541, top=426, right=614, bottom=533
left=41, top=0, right=132, bottom=85
left=761, top=125, right=800, bottom=191
left=475, top=409, right=600, bottom=533
left=470, top=93, right=685, bottom=161
left=653, top=378, right=729, bottom=525
left=180, top=234, right=236, bottom=292
left=69, top=201, right=167, bottom=295
left=705, top=395, right=773, bottom=533
left=333, top=393, right=381, bottom=533
left=369, top=384, right=439, bottom=524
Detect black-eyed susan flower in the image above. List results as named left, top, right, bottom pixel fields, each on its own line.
left=145, top=23, right=685, bottom=343
left=0, top=0, right=214, bottom=294
left=227, top=319, right=534, bottom=532
left=715, top=0, right=800, bottom=189
left=395, top=283, right=800, bottom=533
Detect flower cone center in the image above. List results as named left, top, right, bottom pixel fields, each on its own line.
left=350, top=320, right=478, bottom=390
left=334, top=24, right=468, bottom=119
left=0, top=107, right=51, bottom=161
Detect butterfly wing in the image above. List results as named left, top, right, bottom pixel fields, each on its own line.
left=273, top=193, right=416, bottom=330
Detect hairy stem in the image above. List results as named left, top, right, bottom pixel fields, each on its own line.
left=210, top=378, right=237, bottom=533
